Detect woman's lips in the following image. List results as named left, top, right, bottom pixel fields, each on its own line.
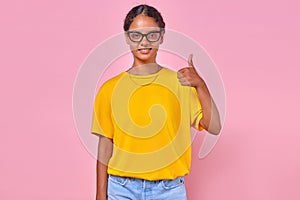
left=138, top=48, right=152, bottom=54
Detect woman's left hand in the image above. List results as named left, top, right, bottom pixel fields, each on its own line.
left=177, top=54, right=206, bottom=88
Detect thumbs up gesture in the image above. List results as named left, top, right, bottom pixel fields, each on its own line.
left=177, top=54, right=205, bottom=88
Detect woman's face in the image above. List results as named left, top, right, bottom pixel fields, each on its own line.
left=126, top=14, right=164, bottom=64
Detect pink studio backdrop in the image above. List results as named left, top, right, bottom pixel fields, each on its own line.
left=1, top=0, right=300, bottom=199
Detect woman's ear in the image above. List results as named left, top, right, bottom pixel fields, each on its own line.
left=124, top=32, right=130, bottom=45
left=159, top=31, right=165, bottom=44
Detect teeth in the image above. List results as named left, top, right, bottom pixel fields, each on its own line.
left=138, top=48, right=152, bottom=54
left=139, top=48, right=151, bottom=50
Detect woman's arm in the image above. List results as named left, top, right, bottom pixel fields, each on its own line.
left=195, top=82, right=221, bottom=135
left=177, top=54, right=221, bottom=135
left=96, top=135, right=113, bottom=200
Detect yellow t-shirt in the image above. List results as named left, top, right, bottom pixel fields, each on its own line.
left=91, top=67, right=203, bottom=180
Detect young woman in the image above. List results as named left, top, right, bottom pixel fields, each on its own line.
left=92, top=4, right=221, bottom=200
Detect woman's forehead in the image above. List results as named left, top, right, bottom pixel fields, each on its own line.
left=128, top=15, right=160, bottom=31
left=128, top=27, right=161, bottom=33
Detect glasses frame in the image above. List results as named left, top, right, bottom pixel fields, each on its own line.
left=127, top=29, right=164, bottom=43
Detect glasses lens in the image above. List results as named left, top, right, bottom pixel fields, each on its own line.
left=128, top=32, right=142, bottom=42
left=147, top=31, right=161, bottom=42
left=128, top=30, right=162, bottom=42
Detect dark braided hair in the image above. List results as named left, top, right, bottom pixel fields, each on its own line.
left=123, top=4, right=165, bottom=31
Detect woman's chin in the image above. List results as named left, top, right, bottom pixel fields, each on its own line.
left=134, top=54, right=153, bottom=62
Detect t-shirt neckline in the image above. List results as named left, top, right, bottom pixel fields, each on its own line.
left=124, top=67, right=165, bottom=79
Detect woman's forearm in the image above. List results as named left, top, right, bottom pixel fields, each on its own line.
left=96, top=136, right=113, bottom=200
left=196, top=84, right=222, bottom=135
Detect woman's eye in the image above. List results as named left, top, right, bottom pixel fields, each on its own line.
left=149, top=33, right=159, bottom=39
left=132, top=33, right=140, bottom=38
left=149, top=33, right=156, bottom=38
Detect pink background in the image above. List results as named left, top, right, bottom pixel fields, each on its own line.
left=1, top=0, right=300, bottom=199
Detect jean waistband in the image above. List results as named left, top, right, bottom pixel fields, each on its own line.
left=108, top=174, right=183, bottom=185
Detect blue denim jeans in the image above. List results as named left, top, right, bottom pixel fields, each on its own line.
left=107, top=174, right=187, bottom=200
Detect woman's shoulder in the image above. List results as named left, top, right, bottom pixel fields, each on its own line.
left=160, top=67, right=177, bottom=76
left=100, top=72, right=126, bottom=91
left=160, top=67, right=182, bottom=83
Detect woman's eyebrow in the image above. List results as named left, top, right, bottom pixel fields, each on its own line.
left=129, top=27, right=161, bottom=31
left=129, top=29, right=161, bottom=33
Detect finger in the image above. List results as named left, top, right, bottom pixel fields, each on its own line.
left=177, top=75, right=186, bottom=83
left=177, top=75, right=191, bottom=85
left=178, top=78, right=186, bottom=85
left=188, top=54, right=194, bottom=68
left=177, top=72, right=184, bottom=78
left=178, top=67, right=190, bottom=74
left=179, top=78, right=191, bottom=86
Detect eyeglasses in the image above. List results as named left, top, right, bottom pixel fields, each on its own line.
left=127, top=30, right=163, bottom=42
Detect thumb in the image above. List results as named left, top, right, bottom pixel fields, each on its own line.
left=188, top=54, right=194, bottom=68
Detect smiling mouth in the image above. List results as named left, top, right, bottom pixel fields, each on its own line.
left=138, top=48, right=152, bottom=51
left=138, top=48, right=152, bottom=54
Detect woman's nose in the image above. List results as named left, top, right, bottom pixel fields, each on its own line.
left=140, top=35, right=150, bottom=46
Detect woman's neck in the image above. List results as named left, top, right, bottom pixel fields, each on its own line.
left=127, top=62, right=162, bottom=76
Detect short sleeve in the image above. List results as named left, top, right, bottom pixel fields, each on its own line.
left=91, top=84, right=114, bottom=138
left=190, top=87, right=203, bottom=131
